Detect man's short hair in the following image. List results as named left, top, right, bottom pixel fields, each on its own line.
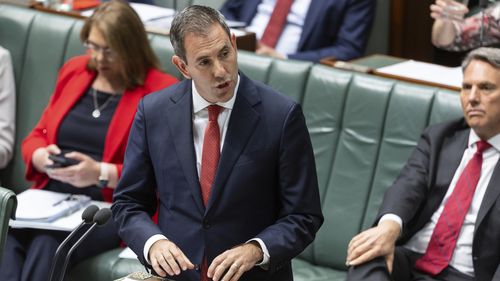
left=169, top=5, right=231, bottom=62
left=462, top=47, right=500, bottom=71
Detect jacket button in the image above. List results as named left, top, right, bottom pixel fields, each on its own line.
left=473, top=256, right=478, bottom=261
left=42, top=129, right=47, bottom=134
left=203, top=219, right=211, bottom=229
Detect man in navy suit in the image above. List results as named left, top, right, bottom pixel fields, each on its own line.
left=220, top=0, right=376, bottom=62
left=346, top=47, right=500, bottom=281
left=112, top=5, right=323, bottom=281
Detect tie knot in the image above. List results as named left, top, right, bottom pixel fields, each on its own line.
left=476, top=140, right=491, bottom=154
left=207, top=105, right=222, bottom=121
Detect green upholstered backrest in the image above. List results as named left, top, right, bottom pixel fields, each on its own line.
left=267, top=59, right=312, bottom=104
left=299, top=66, right=462, bottom=269
left=149, top=34, right=182, bottom=80
left=237, top=50, right=273, bottom=83
left=0, top=187, right=16, bottom=263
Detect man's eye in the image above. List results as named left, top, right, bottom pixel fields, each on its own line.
left=199, top=59, right=210, bottom=66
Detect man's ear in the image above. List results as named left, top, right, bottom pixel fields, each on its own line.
left=231, top=32, right=238, bottom=51
left=172, top=55, right=191, bottom=80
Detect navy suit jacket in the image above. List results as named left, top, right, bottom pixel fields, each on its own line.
left=377, top=119, right=500, bottom=281
left=112, top=73, right=323, bottom=281
left=220, top=0, right=376, bottom=62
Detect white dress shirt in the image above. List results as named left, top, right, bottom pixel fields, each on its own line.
left=0, top=46, right=15, bottom=170
left=381, top=129, right=500, bottom=277
left=144, top=76, right=270, bottom=266
left=246, top=0, right=311, bottom=56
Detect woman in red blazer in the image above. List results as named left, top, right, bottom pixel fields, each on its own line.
left=0, top=2, right=177, bottom=280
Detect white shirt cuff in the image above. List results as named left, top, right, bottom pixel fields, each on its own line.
left=379, top=213, right=403, bottom=233
left=247, top=238, right=270, bottom=267
left=144, top=234, right=168, bottom=264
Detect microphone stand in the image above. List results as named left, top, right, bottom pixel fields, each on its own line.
left=58, top=208, right=112, bottom=281
left=48, top=205, right=99, bottom=281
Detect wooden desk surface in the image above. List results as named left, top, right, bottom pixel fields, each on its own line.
left=321, top=54, right=461, bottom=92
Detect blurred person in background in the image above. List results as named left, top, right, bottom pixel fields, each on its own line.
left=0, top=1, right=177, bottom=281
left=431, top=0, right=500, bottom=51
left=0, top=45, right=15, bottom=172
left=220, top=0, right=376, bottom=63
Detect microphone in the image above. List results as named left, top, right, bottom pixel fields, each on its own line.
left=58, top=208, right=113, bottom=281
left=48, top=204, right=99, bottom=281
left=479, top=0, right=488, bottom=46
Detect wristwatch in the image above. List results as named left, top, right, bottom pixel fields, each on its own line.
left=98, top=162, right=109, bottom=188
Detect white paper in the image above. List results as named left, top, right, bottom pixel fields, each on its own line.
left=118, top=247, right=138, bottom=259
left=81, top=4, right=175, bottom=23
left=15, top=189, right=91, bottom=222
left=376, top=60, right=463, bottom=89
left=10, top=200, right=111, bottom=231
left=130, top=3, right=175, bottom=22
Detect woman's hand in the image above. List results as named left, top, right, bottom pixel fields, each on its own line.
left=46, top=151, right=100, bottom=188
left=430, top=0, right=468, bottom=21
left=32, top=144, right=61, bottom=173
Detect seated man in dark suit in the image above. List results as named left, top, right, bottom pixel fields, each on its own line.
left=346, top=47, right=500, bottom=281
left=220, top=0, right=375, bottom=63
left=111, top=4, right=323, bottom=281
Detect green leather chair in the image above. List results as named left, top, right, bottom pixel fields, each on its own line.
left=0, top=187, right=17, bottom=263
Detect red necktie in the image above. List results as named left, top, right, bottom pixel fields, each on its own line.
left=200, top=105, right=221, bottom=281
left=200, top=105, right=222, bottom=206
left=415, top=140, right=491, bottom=275
left=260, top=0, right=294, bottom=48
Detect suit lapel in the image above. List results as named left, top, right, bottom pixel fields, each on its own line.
left=298, top=1, right=323, bottom=50
left=433, top=129, right=469, bottom=201
left=207, top=74, right=261, bottom=211
left=476, top=158, right=500, bottom=229
left=165, top=82, right=205, bottom=215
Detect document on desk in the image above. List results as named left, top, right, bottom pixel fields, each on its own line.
left=10, top=189, right=110, bottom=231
left=376, top=60, right=463, bottom=89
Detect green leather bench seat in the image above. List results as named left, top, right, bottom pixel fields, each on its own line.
left=0, top=4, right=463, bottom=280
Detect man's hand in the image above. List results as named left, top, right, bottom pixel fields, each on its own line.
left=207, top=242, right=263, bottom=281
left=256, top=43, right=286, bottom=59
left=149, top=239, right=195, bottom=277
left=346, top=220, right=400, bottom=272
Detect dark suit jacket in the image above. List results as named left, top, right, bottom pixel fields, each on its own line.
left=112, top=73, right=323, bottom=281
left=220, top=0, right=376, bottom=62
left=21, top=55, right=177, bottom=202
left=377, top=118, right=500, bottom=281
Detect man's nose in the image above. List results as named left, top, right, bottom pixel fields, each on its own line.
left=213, top=60, right=226, bottom=78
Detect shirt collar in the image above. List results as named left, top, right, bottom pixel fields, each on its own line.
left=192, top=75, right=240, bottom=114
left=469, top=129, right=500, bottom=151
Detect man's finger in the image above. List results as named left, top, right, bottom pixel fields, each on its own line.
left=212, top=261, right=230, bottom=281
left=151, top=255, right=169, bottom=277
left=348, top=248, right=379, bottom=266
left=163, top=250, right=181, bottom=275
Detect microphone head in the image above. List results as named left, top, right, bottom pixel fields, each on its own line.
left=93, top=208, right=112, bottom=226
left=81, top=205, right=99, bottom=223
left=479, top=0, right=488, bottom=8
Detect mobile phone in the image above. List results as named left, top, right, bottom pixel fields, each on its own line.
left=46, top=153, right=80, bottom=168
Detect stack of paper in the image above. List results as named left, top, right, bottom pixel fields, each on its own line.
left=15, top=189, right=91, bottom=222
left=376, top=60, right=463, bottom=89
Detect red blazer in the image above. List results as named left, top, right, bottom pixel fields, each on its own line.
left=22, top=55, right=177, bottom=202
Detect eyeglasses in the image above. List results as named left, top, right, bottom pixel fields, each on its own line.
left=84, top=40, right=118, bottom=61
